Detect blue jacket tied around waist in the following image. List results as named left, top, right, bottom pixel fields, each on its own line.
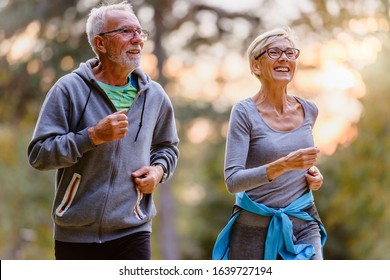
left=212, top=191, right=327, bottom=260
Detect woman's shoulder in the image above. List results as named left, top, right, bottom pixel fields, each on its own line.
left=294, top=95, right=317, bottom=110
left=294, top=95, right=318, bottom=118
left=229, top=97, right=256, bottom=122
left=233, top=97, right=254, bottom=110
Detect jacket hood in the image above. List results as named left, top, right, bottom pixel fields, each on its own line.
left=72, top=58, right=151, bottom=141
left=73, top=57, right=151, bottom=92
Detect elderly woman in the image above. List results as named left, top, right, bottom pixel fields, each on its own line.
left=213, top=27, right=327, bottom=260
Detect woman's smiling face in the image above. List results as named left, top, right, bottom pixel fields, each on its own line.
left=258, top=38, right=298, bottom=85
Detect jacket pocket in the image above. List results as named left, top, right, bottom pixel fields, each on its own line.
left=55, top=173, right=81, bottom=217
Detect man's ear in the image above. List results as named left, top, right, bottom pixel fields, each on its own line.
left=94, top=36, right=107, bottom=53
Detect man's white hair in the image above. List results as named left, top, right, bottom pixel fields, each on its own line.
left=86, top=1, right=135, bottom=56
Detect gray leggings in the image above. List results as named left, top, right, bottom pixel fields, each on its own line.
left=228, top=207, right=323, bottom=260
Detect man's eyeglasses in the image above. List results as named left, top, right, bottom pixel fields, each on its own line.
left=98, top=27, right=149, bottom=41
left=255, top=47, right=300, bottom=60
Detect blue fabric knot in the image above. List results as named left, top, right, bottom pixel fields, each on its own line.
left=275, top=209, right=284, bottom=217
left=212, top=191, right=327, bottom=260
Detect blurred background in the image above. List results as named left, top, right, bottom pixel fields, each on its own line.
left=1, top=0, right=390, bottom=260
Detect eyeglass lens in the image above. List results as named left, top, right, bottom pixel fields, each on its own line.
left=123, top=28, right=148, bottom=40
left=267, top=48, right=299, bottom=59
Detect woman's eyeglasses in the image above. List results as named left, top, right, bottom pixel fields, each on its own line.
left=255, top=47, right=300, bottom=60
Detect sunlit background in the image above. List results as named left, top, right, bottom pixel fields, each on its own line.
left=1, top=0, right=390, bottom=260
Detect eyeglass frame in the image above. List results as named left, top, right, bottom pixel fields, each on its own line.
left=255, top=47, right=300, bottom=60
left=98, top=26, right=149, bottom=41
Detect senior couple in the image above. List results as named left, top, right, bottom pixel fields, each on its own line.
left=28, top=1, right=326, bottom=260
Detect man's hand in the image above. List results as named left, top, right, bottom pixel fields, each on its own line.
left=88, top=109, right=128, bottom=145
left=132, top=165, right=164, bottom=194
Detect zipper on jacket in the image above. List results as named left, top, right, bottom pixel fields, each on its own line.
left=97, top=140, right=122, bottom=243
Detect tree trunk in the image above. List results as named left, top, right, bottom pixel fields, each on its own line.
left=153, top=0, right=179, bottom=259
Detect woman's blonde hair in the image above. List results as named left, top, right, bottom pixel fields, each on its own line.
left=246, top=26, right=298, bottom=75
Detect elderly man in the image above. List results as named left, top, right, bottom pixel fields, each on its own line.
left=28, top=1, right=179, bottom=260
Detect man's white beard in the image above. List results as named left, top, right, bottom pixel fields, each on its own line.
left=108, top=50, right=141, bottom=70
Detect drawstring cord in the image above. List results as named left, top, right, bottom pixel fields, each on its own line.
left=76, top=87, right=92, bottom=130
left=74, top=72, right=146, bottom=142
left=74, top=72, right=93, bottom=131
left=134, top=92, right=146, bottom=142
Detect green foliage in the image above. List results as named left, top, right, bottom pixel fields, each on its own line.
left=0, top=124, right=55, bottom=259
left=317, top=46, right=390, bottom=259
left=172, top=101, right=234, bottom=259
left=0, top=0, right=92, bottom=124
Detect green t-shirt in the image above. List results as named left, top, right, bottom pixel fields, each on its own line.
left=97, top=74, right=138, bottom=111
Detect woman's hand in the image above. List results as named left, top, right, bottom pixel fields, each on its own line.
left=266, top=147, right=320, bottom=181
left=305, top=166, right=323, bottom=191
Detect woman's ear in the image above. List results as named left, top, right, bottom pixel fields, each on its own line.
left=251, top=59, right=261, bottom=75
left=94, top=36, right=107, bottom=54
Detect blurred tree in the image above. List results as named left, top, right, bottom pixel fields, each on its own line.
left=318, top=44, right=390, bottom=259
left=0, top=124, right=55, bottom=259
left=1, top=0, right=89, bottom=259
left=0, top=0, right=92, bottom=123
left=288, top=0, right=390, bottom=260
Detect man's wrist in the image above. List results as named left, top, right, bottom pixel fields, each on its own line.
left=88, top=126, right=101, bottom=146
left=153, top=163, right=168, bottom=183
